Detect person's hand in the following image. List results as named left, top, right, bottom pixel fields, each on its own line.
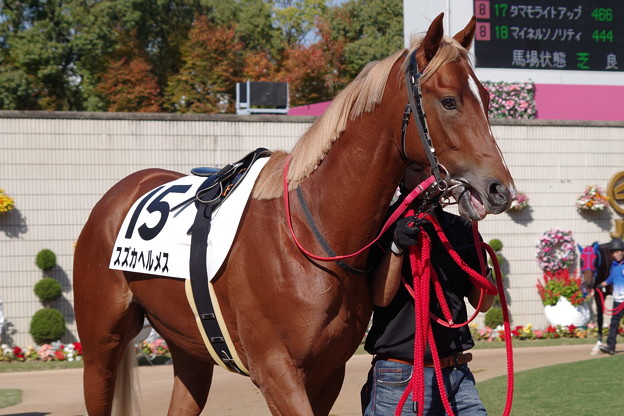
left=391, top=217, right=420, bottom=255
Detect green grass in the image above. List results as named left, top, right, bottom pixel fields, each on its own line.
left=0, top=389, right=21, bottom=409
left=0, top=359, right=84, bottom=373
left=479, top=355, right=624, bottom=415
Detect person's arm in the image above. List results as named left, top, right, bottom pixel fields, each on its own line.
left=467, top=269, right=496, bottom=312
left=600, top=274, right=613, bottom=287
left=371, top=251, right=404, bottom=307
left=370, top=217, right=420, bottom=307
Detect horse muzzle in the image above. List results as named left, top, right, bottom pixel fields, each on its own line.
left=450, top=180, right=512, bottom=220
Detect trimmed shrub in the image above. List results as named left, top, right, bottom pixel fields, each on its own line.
left=29, top=308, right=66, bottom=344
left=488, top=239, right=503, bottom=252
left=34, top=277, right=63, bottom=303
left=484, top=307, right=504, bottom=329
left=35, top=249, right=57, bottom=271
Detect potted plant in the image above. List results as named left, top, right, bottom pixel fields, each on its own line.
left=509, top=191, right=529, bottom=211
left=536, top=229, right=589, bottom=326
left=536, top=269, right=590, bottom=327
left=576, top=185, right=608, bottom=212
left=0, top=188, right=14, bottom=215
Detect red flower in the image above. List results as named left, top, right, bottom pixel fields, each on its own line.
left=13, top=346, right=25, bottom=359
left=73, top=342, right=83, bottom=355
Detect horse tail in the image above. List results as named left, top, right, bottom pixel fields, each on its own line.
left=112, top=341, right=140, bottom=416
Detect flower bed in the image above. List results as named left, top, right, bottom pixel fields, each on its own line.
left=1, top=342, right=82, bottom=362
left=482, top=81, right=537, bottom=119
left=0, top=339, right=170, bottom=363
left=470, top=322, right=621, bottom=342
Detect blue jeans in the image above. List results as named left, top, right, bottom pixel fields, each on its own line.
left=606, top=300, right=624, bottom=350
left=361, top=359, right=487, bottom=416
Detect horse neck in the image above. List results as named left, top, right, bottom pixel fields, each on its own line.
left=296, top=116, right=406, bottom=256
left=596, top=244, right=611, bottom=283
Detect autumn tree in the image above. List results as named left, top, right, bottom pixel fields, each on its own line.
left=97, top=57, right=162, bottom=112
left=0, top=0, right=403, bottom=112
left=164, top=16, right=244, bottom=113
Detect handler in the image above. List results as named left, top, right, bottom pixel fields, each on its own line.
left=598, top=238, right=624, bottom=355
left=361, top=164, right=496, bottom=415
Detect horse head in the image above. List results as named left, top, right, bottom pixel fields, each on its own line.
left=403, top=13, right=515, bottom=220
left=579, top=242, right=600, bottom=286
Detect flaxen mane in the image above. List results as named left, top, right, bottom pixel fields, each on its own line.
left=252, top=35, right=469, bottom=200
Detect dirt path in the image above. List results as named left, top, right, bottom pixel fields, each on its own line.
left=0, top=343, right=609, bottom=415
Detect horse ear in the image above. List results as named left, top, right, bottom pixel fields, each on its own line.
left=419, top=13, right=445, bottom=67
left=577, top=244, right=583, bottom=253
left=453, top=15, right=476, bottom=50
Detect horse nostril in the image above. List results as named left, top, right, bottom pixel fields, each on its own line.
left=489, top=182, right=510, bottom=207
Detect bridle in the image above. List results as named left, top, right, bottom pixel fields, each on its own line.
left=400, top=50, right=463, bottom=214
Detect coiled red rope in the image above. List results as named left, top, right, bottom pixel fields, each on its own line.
left=394, top=210, right=514, bottom=416
left=281, top=158, right=514, bottom=415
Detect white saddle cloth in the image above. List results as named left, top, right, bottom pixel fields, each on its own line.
left=109, top=157, right=269, bottom=280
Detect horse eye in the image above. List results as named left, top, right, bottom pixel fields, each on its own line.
left=441, top=97, right=457, bottom=110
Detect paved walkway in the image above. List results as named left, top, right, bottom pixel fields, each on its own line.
left=0, top=343, right=611, bottom=415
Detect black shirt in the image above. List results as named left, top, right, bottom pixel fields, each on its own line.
left=364, top=208, right=480, bottom=362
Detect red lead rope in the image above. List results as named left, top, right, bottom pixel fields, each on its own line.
left=595, top=289, right=624, bottom=315
left=282, top=154, right=436, bottom=263
left=395, top=211, right=514, bottom=416
left=281, top=157, right=514, bottom=414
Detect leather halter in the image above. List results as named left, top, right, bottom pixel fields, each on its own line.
left=401, top=51, right=448, bottom=195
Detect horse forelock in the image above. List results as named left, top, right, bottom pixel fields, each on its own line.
left=252, top=35, right=472, bottom=201
left=404, top=34, right=471, bottom=84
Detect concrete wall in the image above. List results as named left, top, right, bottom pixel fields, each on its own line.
left=0, top=111, right=622, bottom=346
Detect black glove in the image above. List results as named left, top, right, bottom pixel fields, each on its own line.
left=391, top=217, right=420, bottom=255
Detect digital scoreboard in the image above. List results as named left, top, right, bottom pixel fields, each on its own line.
left=474, top=1, right=624, bottom=71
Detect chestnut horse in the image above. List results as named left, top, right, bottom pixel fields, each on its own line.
left=579, top=242, right=612, bottom=345
left=74, top=14, right=514, bottom=416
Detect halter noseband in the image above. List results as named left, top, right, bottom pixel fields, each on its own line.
left=401, top=51, right=448, bottom=195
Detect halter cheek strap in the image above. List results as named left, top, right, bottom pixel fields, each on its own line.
left=401, top=51, right=447, bottom=194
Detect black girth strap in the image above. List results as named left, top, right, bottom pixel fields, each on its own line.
left=188, top=186, right=247, bottom=375
left=187, top=148, right=270, bottom=375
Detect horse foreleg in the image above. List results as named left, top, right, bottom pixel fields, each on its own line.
left=308, top=365, right=346, bottom=416
left=166, top=343, right=214, bottom=415
left=595, top=291, right=604, bottom=342
left=253, top=360, right=316, bottom=416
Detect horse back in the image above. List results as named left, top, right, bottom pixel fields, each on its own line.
left=83, top=168, right=184, bottom=235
